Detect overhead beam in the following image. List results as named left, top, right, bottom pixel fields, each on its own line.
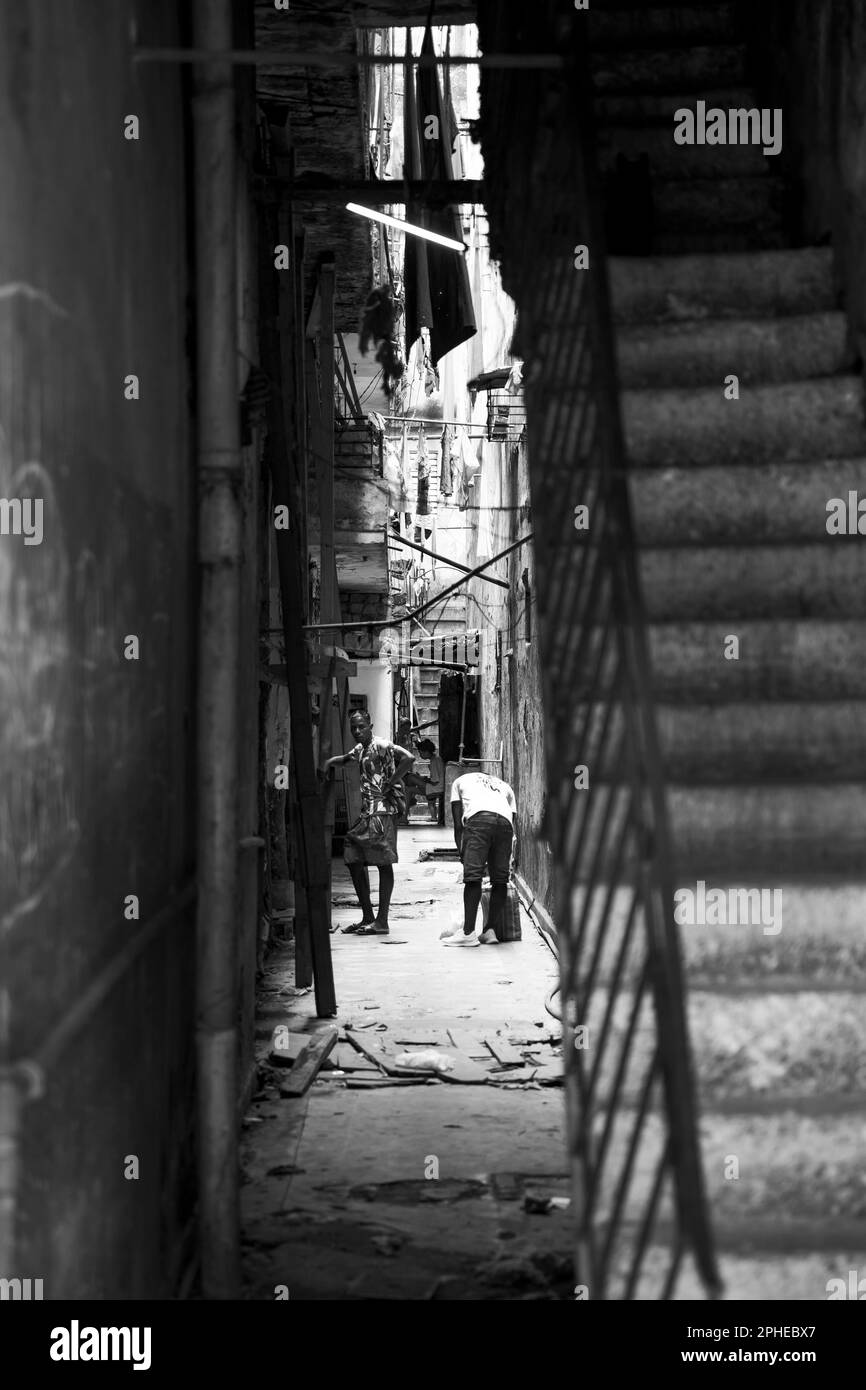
left=135, top=48, right=567, bottom=70
left=255, top=178, right=484, bottom=205
left=349, top=2, right=476, bottom=23
left=305, top=533, right=534, bottom=631
left=392, top=532, right=510, bottom=588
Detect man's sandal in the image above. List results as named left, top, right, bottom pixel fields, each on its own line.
left=341, top=921, right=374, bottom=934
left=357, top=923, right=389, bottom=935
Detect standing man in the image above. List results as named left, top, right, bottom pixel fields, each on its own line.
left=322, top=711, right=414, bottom=936
left=443, top=770, right=517, bottom=947
left=416, top=738, right=445, bottom=823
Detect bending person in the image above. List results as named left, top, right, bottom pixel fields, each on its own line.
left=443, top=770, right=517, bottom=948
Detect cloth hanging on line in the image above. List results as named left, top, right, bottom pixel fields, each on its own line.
left=416, top=423, right=431, bottom=517
left=439, top=424, right=453, bottom=497
left=383, top=439, right=404, bottom=507
left=402, top=27, right=477, bottom=367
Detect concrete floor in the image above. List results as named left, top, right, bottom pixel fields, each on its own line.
left=241, top=824, right=573, bottom=1300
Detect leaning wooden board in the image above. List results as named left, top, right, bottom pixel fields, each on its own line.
left=279, top=1027, right=338, bottom=1096
left=483, top=1034, right=525, bottom=1066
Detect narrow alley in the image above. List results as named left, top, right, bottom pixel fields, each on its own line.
left=242, top=825, right=571, bottom=1301
left=3, top=0, right=866, bottom=1363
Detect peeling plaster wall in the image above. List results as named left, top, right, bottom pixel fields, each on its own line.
left=0, top=0, right=196, bottom=1297
left=465, top=441, right=552, bottom=917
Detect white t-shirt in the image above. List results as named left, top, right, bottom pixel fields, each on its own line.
left=451, top=773, right=516, bottom=825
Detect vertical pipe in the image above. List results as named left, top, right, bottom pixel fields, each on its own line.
left=192, top=0, right=242, bottom=1299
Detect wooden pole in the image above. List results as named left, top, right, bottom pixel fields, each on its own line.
left=259, top=201, right=336, bottom=1017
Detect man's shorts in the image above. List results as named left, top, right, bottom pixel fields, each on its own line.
left=460, top=811, right=512, bottom=884
left=344, top=812, right=398, bottom=866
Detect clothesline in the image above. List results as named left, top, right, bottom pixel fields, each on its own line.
left=379, top=413, right=486, bottom=430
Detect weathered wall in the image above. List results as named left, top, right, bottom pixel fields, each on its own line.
left=465, top=441, right=552, bottom=915
left=0, top=0, right=196, bottom=1296
left=255, top=0, right=373, bottom=333
left=746, top=1, right=866, bottom=347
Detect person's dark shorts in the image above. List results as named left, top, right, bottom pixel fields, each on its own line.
left=460, top=811, right=512, bottom=884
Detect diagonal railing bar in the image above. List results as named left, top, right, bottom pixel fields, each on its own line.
left=578, top=798, right=637, bottom=1013
left=477, top=0, right=721, bottom=1300
left=623, top=1134, right=674, bottom=1301
left=584, top=884, right=642, bottom=1107
left=595, top=1049, right=660, bottom=1258
left=560, top=647, right=621, bottom=896
left=661, top=1231, right=686, bottom=1301
left=589, top=964, right=652, bottom=1202
left=569, top=735, right=631, bottom=970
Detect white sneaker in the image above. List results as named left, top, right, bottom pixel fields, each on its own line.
left=478, top=928, right=498, bottom=944
left=442, top=931, right=479, bottom=947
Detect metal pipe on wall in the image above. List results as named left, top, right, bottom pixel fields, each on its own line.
left=192, top=0, right=242, bottom=1300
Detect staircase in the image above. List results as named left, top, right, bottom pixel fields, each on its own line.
left=405, top=590, right=469, bottom=823
left=592, top=1, right=866, bottom=1297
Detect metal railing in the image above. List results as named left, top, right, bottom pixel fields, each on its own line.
left=333, top=330, right=365, bottom=429
left=478, top=1, right=721, bottom=1299
left=486, top=388, right=526, bottom=444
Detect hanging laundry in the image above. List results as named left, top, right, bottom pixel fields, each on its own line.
left=399, top=424, right=412, bottom=514
left=439, top=425, right=453, bottom=497
left=383, top=439, right=404, bottom=507
left=416, top=424, right=431, bottom=517
left=453, top=426, right=469, bottom=511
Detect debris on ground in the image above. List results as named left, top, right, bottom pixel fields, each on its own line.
left=394, top=1050, right=456, bottom=1073
left=278, top=1027, right=338, bottom=1097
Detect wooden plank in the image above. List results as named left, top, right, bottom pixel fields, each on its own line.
left=278, top=1026, right=338, bottom=1096
left=346, top=1033, right=430, bottom=1077
left=483, top=1034, right=525, bottom=1067
left=347, top=1030, right=489, bottom=1084
left=447, top=1027, right=490, bottom=1059
left=332, top=1042, right=379, bottom=1072
left=393, top=1029, right=451, bottom=1047
left=346, top=1076, right=434, bottom=1088
left=268, top=1029, right=309, bottom=1066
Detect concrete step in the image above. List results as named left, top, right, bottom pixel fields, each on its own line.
left=609, top=247, right=836, bottom=325
left=591, top=43, right=746, bottom=94
left=569, top=780, right=866, bottom=875
left=622, top=377, right=865, bottom=467
left=590, top=3, right=738, bottom=50
left=597, top=123, right=769, bottom=180
left=583, top=987, right=866, bottom=1106
left=566, top=620, right=866, bottom=703
left=629, top=459, right=866, bottom=544
left=594, top=1110, right=866, bottom=1262
left=667, top=785, right=866, bottom=876
left=643, top=620, right=866, bottom=702
left=595, top=84, right=754, bottom=129
left=638, top=544, right=866, bottom=621
left=577, top=701, right=866, bottom=783
left=653, top=175, right=785, bottom=234
left=569, top=880, right=866, bottom=987
left=615, top=312, right=854, bottom=389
